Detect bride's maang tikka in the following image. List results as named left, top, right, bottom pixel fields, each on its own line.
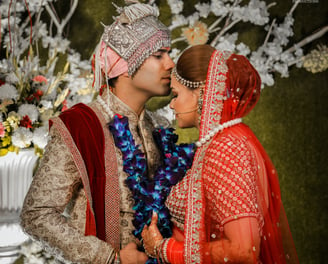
left=172, top=67, right=206, bottom=89
left=101, top=2, right=171, bottom=76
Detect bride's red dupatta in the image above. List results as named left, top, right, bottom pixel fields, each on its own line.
left=171, top=51, right=299, bottom=263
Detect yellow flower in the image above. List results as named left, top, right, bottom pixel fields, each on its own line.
left=182, top=21, right=209, bottom=46
left=7, top=113, right=20, bottom=130
left=0, top=148, right=8, bottom=156
left=8, top=145, right=19, bottom=153
left=0, top=99, right=14, bottom=113
left=3, top=121, right=12, bottom=132
left=1, top=135, right=12, bottom=147
left=302, top=45, right=328, bottom=73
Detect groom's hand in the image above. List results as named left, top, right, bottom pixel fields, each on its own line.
left=120, top=242, right=148, bottom=264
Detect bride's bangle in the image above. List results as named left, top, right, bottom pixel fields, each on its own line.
left=114, top=252, right=120, bottom=264
left=161, top=238, right=171, bottom=263
left=144, top=247, right=157, bottom=258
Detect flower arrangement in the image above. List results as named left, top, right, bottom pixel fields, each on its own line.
left=0, top=50, right=69, bottom=156
left=0, top=0, right=93, bottom=157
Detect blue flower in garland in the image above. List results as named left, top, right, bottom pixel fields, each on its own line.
left=109, top=114, right=195, bottom=263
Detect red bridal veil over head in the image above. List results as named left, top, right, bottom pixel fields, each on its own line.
left=183, top=50, right=299, bottom=264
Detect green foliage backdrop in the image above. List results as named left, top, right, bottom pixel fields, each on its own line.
left=65, top=1, right=327, bottom=263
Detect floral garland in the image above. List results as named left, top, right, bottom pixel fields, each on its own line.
left=108, top=114, right=194, bottom=263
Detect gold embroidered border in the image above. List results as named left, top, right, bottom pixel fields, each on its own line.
left=91, top=103, right=121, bottom=252
left=50, top=117, right=94, bottom=216
left=184, top=50, right=231, bottom=263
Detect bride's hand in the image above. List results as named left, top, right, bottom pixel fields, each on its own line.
left=141, top=211, right=163, bottom=257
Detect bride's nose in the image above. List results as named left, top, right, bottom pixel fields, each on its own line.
left=169, top=98, right=176, bottom=109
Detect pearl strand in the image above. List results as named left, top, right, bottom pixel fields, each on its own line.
left=97, top=96, right=114, bottom=119
left=195, top=118, right=242, bottom=147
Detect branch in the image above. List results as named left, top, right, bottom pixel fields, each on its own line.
left=172, top=36, right=186, bottom=44
left=210, top=18, right=241, bottom=46
left=208, top=0, right=242, bottom=33
left=284, top=25, right=328, bottom=54
left=208, top=16, right=224, bottom=33
left=267, top=2, right=277, bottom=9
left=288, top=0, right=300, bottom=17
left=263, top=18, right=276, bottom=47
left=45, top=3, right=61, bottom=33
left=60, top=0, right=78, bottom=35
left=45, top=0, right=78, bottom=36
left=209, top=26, right=222, bottom=33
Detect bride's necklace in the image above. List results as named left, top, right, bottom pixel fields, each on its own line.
left=195, top=118, right=242, bottom=147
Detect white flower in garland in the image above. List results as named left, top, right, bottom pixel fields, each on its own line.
left=12, top=127, right=33, bottom=148
left=18, top=104, right=39, bottom=123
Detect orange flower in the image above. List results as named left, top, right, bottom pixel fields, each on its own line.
left=32, top=75, right=48, bottom=84
left=182, top=21, right=209, bottom=46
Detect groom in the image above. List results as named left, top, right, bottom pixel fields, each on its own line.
left=20, top=2, right=174, bottom=263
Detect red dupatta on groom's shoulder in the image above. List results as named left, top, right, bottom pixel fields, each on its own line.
left=49, top=103, right=119, bottom=247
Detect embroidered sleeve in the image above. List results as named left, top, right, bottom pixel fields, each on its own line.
left=20, top=126, right=115, bottom=264
left=202, top=134, right=260, bottom=227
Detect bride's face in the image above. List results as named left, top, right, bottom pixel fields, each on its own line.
left=169, top=75, right=200, bottom=128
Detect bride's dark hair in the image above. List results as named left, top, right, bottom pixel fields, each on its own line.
left=175, top=45, right=215, bottom=90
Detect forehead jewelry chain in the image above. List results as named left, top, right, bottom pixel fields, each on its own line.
left=172, top=67, right=206, bottom=89
left=195, top=118, right=242, bottom=147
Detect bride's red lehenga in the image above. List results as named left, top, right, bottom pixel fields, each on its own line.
left=165, top=50, right=299, bottom=263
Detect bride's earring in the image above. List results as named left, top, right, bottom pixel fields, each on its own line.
left=198, top=86, right=204, bottom=124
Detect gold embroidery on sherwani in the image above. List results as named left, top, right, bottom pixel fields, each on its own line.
left=21, top=91, right=162, bottom=264
left=99, top=91, right=161, bottom=248
left=21, top=127, right=114, bottom=264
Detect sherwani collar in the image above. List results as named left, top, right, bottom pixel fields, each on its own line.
left=101, top=90, right=146, bottom=127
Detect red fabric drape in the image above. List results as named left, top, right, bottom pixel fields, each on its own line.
left=181, top=51, right=299, bottom=263
left=50, top=103, right=106, bottom=241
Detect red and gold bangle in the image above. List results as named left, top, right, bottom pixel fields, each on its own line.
left=162, top=238, right=171, bottom=263
left=166, top=238, right=184, bottom=264
left=114, top=252, right=120, bottom=264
